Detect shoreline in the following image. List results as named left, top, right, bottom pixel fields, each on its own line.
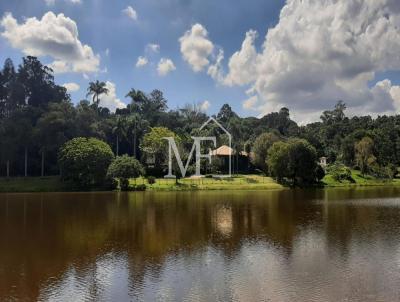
left=1, top=174, right=400, bottom=193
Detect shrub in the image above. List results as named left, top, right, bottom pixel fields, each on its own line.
left=370, top=163, right=396, bottom=180
left=107, top=155, right=144, bottom=191
left=58, top=137, right=114, bottom=188
left=147, top=176, right=156, bottom=184
left=128, top=184, right=147, bottom=191
left=327, top=163, right=353, bottom=182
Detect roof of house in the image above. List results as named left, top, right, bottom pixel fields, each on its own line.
left=210, top=145, right=249, bottom=157
left=210, top=145, right=234, bottom=156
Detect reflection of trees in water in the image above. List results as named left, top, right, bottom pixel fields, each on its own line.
left=1, top=188, right=400, bottom=300
left=321, top=188, right=400, bottom=258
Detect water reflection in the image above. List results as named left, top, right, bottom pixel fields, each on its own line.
left=1, top=188, right=400, bottom=301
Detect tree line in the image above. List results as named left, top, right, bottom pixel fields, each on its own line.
left=1, top=56, right=399, bottom=186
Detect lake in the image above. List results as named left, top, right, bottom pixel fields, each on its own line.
left=1, top=188, right=400, bottom=301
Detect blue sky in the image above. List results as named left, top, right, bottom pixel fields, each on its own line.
left=1, top=0, right=400, bottom=122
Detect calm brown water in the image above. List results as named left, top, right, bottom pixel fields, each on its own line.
left=1, top=188, right=400, bottom=301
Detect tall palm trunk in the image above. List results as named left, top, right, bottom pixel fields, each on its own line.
left=6, top=160, right=9, bottom=178
left=41, top=150, right=45, bottom=177
left=24, top=146, right=28, bottom=177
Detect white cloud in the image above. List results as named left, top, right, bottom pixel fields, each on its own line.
left=48, top=60, right=69, bottom=73
left=224, top=30, right=258, bottom=86
left=68, top=0, right=81, bottom=4
left=136, top=56, right=148, bottom=67
left=251, top=0, right=400, bottom=119
left=146, top=43, right=160, bottom=53
left=97, top=81, right=126, bottom=112
left=179, top=23, right=214, bottom=72
left=199, top=100, right=210, bottom=111
left=157, top=58, right=176, bottom=76
left=105, top=48, right=110, bottom=57
left=63, top=82, right=80, bottom=92
left=203, top=0, right=400, bottom=121
left=207, top=49, right=224, bottom=83
left=242, top=95, right=258, bottom=110
left=122, top=6, right=138, bottom=21
left=1, top=12, right=100, bottom=74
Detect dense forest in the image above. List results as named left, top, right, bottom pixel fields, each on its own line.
left=1, top=56, right=400, bottom=183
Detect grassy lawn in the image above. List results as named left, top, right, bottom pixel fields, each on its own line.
left=2, top=172, right=400, bottom=193
left=0, top=176, right=68, bottom=192
left=130, top=174, right=284, bottom=191
left=322, top=170, right=400, bottom=187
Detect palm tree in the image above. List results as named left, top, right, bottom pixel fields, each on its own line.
left=86, top=80, right=109, bottom=107
left=126, top=114, right=149, bottom=158
left=112, top=116, right=127, bottom=156
left=125, top=88, right=147, bottom=112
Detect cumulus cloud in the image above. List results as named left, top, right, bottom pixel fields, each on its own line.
left=48, top=60, right=69, bottom=73
left=1, top=12, right=100, bottom=74
left=63, top=82, right=80, bottom=92
left=146, top=43, right=160, bottom=53
left=136, top=56, right=148, bottom=67
left=157, top=58, right=176, bottom=76
left=122, top=6, right=137, bottom=21
left=224, top=30, right=258, bottom=86
left=199, top=100, right=210, bottom=111
left=179, top=23, right=214, bottom=72
left=201, top=0, right=400, bottom=121
left=207, top=49, right=224, bottom=84
left=254, top=0, right=400, bottom=119
left=96, top=81, right=126, bottom=112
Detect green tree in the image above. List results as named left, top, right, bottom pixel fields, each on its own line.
left=18, top=56, right=69, bottom=107
left=126, top=113, right=149, bottom=158
left=112, top=115, right=127, bottom=156
left=58, top=137, right=114, bottom=188
left=0, top=58, right=23, bottom=117
left=107, top=155, right=145, bottom=190
left=268, top=139, right=318, bottom=185
left=0, top=118, right=17, bottom=177
left=267, top=141, right=290, bottom=182
left=354, top=136, right=376, bottom=175
left=125, top=88, right=147, bottom=112
left=217, top=104, right=238, bottom=123
left=35, top=102, right=76, bottom=176
left=321, top=100, right=346, bottom=124
left=86, top=80, right=109, bottom=107
left=125, top=88, right=168, bottom=124
left=12, top=107, right=38, bottom=177
left=140, top=127, right=177, bottom=172
left=252, top=132, right=281, bottom=173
